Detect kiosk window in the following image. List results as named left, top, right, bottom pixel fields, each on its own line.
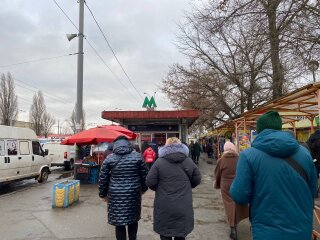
left=32, top=141, right=42, bottom=155
left=20, top=141, right=30, bottom=155
left=7, top=140, right=18, bottom=155
left=0, top=140, right=4, bottom=156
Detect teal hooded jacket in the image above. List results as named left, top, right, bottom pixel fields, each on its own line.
left=230, top=129, right=318, bottom=240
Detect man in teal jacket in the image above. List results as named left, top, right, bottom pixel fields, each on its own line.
left=230, top=111, right=318, bottom=240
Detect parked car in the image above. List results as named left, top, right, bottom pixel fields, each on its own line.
left=42, top=142, right=75, bottom=170
left=0, top=125, right=50, bottom=184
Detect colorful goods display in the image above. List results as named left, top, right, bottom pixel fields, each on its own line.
left=52, top=180, right=80, bottom=208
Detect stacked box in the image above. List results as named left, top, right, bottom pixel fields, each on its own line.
left=52, top=180, right=80, bottom=208
left=74, top=181, right=80, bottom=201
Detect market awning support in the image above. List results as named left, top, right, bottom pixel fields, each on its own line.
left=289, top=122, right=297, bottom=139
left=244, top=118, right=247, bottom=133
left=308, top=116, right=315, bottom=133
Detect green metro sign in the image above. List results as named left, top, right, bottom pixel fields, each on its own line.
left=142, top=96, right=157, bottom=108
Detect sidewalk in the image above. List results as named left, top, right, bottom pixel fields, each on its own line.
left=0, top=154, right=251, bottom=240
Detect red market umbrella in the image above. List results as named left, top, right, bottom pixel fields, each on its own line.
left=60, top=126, right=134, bottom=146
left=102, top=125, right=137, bottom=140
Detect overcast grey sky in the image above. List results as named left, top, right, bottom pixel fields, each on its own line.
left=0, top=0, right=201, bottom=131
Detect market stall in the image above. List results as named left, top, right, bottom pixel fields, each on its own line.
left=61, top=125, right=136, bottom=183
left=225, top=83, right=320, bottom=152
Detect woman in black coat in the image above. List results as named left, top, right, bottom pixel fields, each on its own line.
left=146, top=137, right=202, bottom=240
left=99, top=136, right=148, bottom=240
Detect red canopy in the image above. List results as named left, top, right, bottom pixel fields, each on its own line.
left=102, top=125, right=137, bottom=139
left=60, top=126, right=135, bottom=146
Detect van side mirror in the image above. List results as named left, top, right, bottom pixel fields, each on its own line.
left=44, top=149, right=49, bottom=156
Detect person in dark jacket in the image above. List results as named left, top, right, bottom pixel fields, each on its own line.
left=103, top=143, right=113, bottom=159
left=146, top=137, right=201, bottom=240
left=307, top=129, right=320, bottom=177
left=189, top=141, right=195, bottom=162
left=98, top=136, right=149, bottom=240
left=193, top=141, right=201, bottom=164
left=230, top=111, right=318, bottom=240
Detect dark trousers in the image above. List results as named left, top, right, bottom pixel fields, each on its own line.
left=195, top=154, right=200, bottom=164
left=191, top=153, right=195, bottom=162
left=147, top=162, right=153, bottom=170
left=160, top=236, right=185, bottom=240
left=115, top=222, right=138, bottom=240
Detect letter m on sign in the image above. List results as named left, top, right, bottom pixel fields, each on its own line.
left=142, top=96, right=157, bottom=108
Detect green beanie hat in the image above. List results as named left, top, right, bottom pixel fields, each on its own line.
left=256, top=111, right=282, bottom=133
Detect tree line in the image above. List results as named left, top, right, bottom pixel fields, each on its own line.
left=0, top=72, right=85, bottom=136
left=162, top=0, right=320, bottom=130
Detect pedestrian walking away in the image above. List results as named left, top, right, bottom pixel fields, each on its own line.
left=206, top=141, right=213, bottom=158
left=143, top=146, right=156, bottom=169
left=214, top=141, right=249, bottom=240
left=98, top=136, right=149, bottom=240
left=230, top=111, right=318, bottom=240
left=307, top=129, right=320, bottom=177
left=146, top=137, right=201, bottom=240
left=193, top=141, right=201, bottom=164
left=189, top=140, right=195, bottom=162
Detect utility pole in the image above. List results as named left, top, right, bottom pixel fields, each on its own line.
left=76, top=0, right=84, bottom=133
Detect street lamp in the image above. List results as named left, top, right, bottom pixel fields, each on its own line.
left=308, top=60, right=319, bottom=83
left=67, top=0, right=84, bottom=133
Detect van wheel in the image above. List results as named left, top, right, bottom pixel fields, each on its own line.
left=64, top=160, right=74, bottom=171
left=70, top=159, right=74, bottom=170
left=38, top=168, right=49, bottom=183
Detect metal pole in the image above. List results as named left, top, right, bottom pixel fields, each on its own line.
left=76, top=0, right=84, bottom=133
left=313, top=70, right=316, bottom=83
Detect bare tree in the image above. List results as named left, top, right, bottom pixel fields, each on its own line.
left=29, top=91, right=57, bottom=136
left=210, top=0, right=315, bottom=98
left=163, top=5, right=273, bottom=128
left=42, top=112, right=55, bottom=138
left=163, top=0, right=320, bottom=129
left=0, top=73, right=18, bottom=126
left=29, top=91, right=46, bottom=136
left=69, top=105, right=86, bottom=134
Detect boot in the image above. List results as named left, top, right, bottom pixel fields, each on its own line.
left=230, top=226, right=237, bottom=240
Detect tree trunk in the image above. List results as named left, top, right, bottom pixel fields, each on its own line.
left=267, top=2, right=283, bottom=99
left=240, top=89, right=245, bottom=113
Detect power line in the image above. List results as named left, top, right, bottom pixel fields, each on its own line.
left=14, top=77, right=73, bottom=105
left=84, top=39, right=140, bottom=102
left=52, top=0, right=141, bottom=103
left=84, top=1, right=144, bottom=100
left=18, top=96, right=33, bottom=105
left=52, top=0, right=79, bottom=31
left=0, top=53, right=77, bottom=68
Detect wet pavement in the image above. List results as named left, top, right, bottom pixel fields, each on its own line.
left=0, top=156, right=251, bottom=240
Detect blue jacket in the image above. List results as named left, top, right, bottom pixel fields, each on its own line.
left=98, top=139, right=148, bottom=226
left=230, top=129, right=318, bottom=240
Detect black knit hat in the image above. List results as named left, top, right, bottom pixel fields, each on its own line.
left=256, top=111, right=282, bottom=133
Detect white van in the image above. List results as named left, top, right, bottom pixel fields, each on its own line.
left=0, top=125, right=50, bottom=184
left=42, top=142, right=75, bottom=170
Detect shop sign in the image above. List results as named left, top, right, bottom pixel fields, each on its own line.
left=128, top=125, right=178, bottom=132
left=142, top=96, right=157, bottom=109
